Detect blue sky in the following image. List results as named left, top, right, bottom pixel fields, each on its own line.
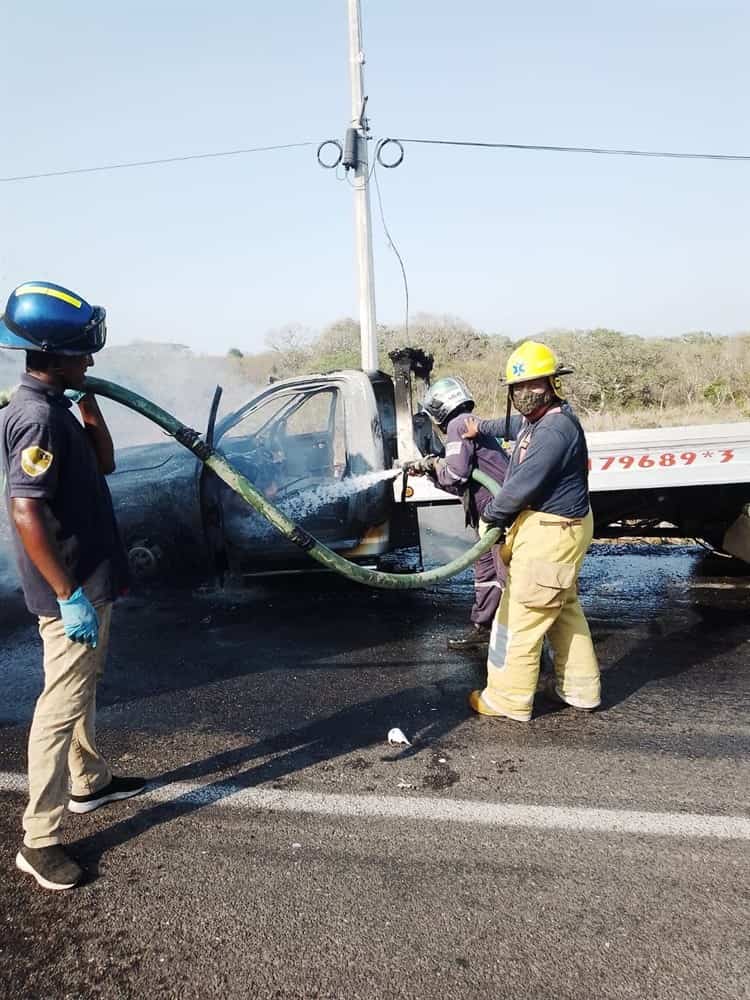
left=1, top=1, right=748, bottom=354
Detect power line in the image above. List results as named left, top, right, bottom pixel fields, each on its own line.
left=0, top=141, right=315, bottom=183
left=372, top=161, right=409, bottom=338
left=390, top=137, right=750, bottom=162
left=3, top=134, right=747, bottom=185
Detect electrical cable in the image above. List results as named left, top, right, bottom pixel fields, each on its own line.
left=7, top=133, right=746, bottom=185
left=375, top=138, right=404, bottom=168
left=389, top=137, right=750, bottom=162
left=0, top=141, right=315, bottom=183
left=372, top=159, right=409, bottom=339
left=317, top=140, right=343, bottom=169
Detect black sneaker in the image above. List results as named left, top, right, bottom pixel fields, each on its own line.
left=16, top=844, right=83, bottom=891
left=68, top=775, right=146, bottom=814
left=447, top=624, right=491, bottom=650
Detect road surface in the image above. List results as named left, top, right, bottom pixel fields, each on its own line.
left=0, top=527, right=748, bottom=999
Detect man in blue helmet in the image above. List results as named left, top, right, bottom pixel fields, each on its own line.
left=0, top=281, right=144, bottom=891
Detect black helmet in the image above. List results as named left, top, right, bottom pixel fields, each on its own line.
left=0, top=282, right=107, bottom=356
left=421, top=376, right=474, bottom=427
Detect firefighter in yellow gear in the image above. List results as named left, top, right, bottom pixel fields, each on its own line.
left=462, top=341, right=600, bottom=722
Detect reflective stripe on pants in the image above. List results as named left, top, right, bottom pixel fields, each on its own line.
left=470, top=544, right=506, bottom=627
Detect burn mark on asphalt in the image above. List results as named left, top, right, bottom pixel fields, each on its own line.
left=493, top=758, right=521, bottom=774
left=344, top=756, right=371, bottom=771
left=422, top=752, right=460, bottom=790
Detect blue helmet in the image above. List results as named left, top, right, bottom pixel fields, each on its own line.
left=0, top=281, right=107, bottom=355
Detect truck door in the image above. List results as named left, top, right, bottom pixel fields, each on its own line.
left=199, top=386, right=228, bottom=581
left=210, top=384, right=359, bottom=572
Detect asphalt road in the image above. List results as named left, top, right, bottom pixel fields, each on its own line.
left=0, top=524, right=748, bottom=1000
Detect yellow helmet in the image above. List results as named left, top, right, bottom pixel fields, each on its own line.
left=504, top=340, right=574, bottom=391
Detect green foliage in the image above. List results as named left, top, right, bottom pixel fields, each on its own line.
left=703, top=379, right=730, bottom=405
left=227, top=313, right=750, bottom=427
left=315, top=318, right=360, bottom=371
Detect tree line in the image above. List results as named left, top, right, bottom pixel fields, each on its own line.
left=3, top=315, right=747, bottom=433
left=229, top=315, right=750, bottom=430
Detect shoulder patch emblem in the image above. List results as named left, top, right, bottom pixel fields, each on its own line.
left=21, top=446, right=54, bottom=478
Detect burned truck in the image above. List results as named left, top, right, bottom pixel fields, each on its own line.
left=108, top=348, right=750, bottom=583
left=109, top=352, right=433, bottom=581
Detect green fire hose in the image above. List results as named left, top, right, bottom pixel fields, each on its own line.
left=83, top=377, right=504, bottom=590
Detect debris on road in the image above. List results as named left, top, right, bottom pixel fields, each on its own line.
left=387, top=727, right=411, bottom=747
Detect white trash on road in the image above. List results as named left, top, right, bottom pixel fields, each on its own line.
left=387, top=727, right=411, bottom=747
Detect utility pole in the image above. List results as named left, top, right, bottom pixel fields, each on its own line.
left=346, top=0, right=378, bottom=372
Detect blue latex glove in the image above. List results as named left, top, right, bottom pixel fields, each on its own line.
left=57, top=588, right=99, bottom=647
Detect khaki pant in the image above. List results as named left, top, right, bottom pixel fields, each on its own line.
left=479, top=509, right=600, bottom=722
left=23, top=604, right=113, bottom=848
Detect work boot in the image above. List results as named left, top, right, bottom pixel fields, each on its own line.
left=16, top=844, right=83, bottom=891
left=468, top=689, right=530, bottom=723
left=68, top=775, right=146, bottom=815
left=447, top=623, right=491, bottom=650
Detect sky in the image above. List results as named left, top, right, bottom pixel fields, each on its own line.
left=1, top=0, right=748, bottom=356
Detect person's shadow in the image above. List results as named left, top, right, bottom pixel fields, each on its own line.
left=69, top=682, right=468, bottom=879
left=599, top=602, right=748, bottom=714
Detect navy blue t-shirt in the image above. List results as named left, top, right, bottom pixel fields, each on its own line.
left=1, top=374, right=128, bottom=617
left=479, top=402, right=590, bottom=529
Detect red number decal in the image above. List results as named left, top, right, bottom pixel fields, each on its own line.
left=720, top=449, right=735, bottom=463
left=618, top=455, right=634, bottom=469
left=638, top=454, right=655, bottom=468
left=600, top=456, right=615, bottom=470
left=680, top=451, right=696, bottom=465
left=659, top=452, right=676, bottom=467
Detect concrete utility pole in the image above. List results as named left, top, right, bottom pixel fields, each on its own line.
left=347, top=0, right=379, bottom=372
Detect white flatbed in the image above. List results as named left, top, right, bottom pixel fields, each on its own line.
left=587, top=422, right=750, bottom=492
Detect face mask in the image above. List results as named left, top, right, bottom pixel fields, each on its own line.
left=511, top=384, right=555, bottom=417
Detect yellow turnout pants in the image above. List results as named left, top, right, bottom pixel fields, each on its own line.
left=479, top=509, right=600, bottom=722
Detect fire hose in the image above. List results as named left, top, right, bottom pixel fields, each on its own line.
left=83, top=377, right=504, bottom=590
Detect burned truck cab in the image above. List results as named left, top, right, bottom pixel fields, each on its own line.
left=109, top=350, right=451, bottom=583
left=203, top=369, right=399, bottom=576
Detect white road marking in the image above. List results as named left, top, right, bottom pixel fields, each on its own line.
left=1, top=771, right=748, bottom=840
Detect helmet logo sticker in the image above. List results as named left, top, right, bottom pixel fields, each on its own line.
left=512, top=362, right=526, bottom=377
left=21, top=446, right=54, bottom=478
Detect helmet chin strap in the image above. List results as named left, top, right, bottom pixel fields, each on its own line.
left=504, top=389, right=512, bottom=441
